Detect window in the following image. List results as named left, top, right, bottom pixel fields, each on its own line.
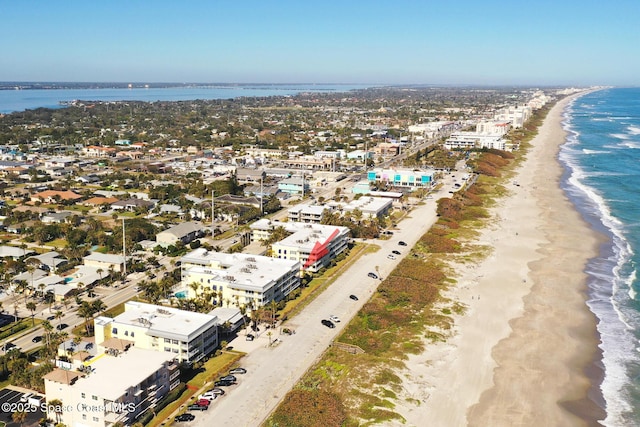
left=82, top=414, right=86, bottom=420
left=112, top=328, right=118, bottom=334
left=130, top=332, right=134, bottom=337
left=124, top=331, right=129, bottom=336
left=92, top=395, right=98, bottom=401
left=164, top=338, right=171, bottom=343
left=93, top=417, right=99, bottom=422
left=81, top=393, right=86, bottom=398
left=164, top=347, right=171, bottom=352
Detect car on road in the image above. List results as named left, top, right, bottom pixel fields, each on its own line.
left=321, top=319, right=335, bottom=328
left=392, top=250, right=401, bottom=255
left=328, top=315, right=340, bottom=323
left=56, top=323, right=68, bottom=330
left=368, top=272, right=378, bottom=279
left=198, top=392, right=216, bottom=401
left=46, top=316, right=55, bottom=321
left=387, top=254, right=396, bottom=260
left=187, top=404, right=208, bottom=411
left=229, top=368, right=247, bottom=375
left=398, top=241, right=407, bottom=246
left=245, top=334, right=255, bottom=341
left=349, top=294, right=359, bottom=301
left=214, top=379, right=235, bottom=387
left=175, top=413, right=195, bottom=422
left=32, top=335, right=43, bottom=343
left=220, top=375, right=236, bottom=382
left=3, top=343, right=17, bottom=351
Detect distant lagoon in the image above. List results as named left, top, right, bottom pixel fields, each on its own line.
left=0, top=83, right=372, bottom=114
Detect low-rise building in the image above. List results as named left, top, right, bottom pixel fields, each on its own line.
left=366, top=168, right=435, bottom=190
left=156, top=221, right=204, bottom=245
left=44, top=347, right=179, bottom=427
left=94, top=301, right=219, bottom=364
left=83, top=252, right=125, bottom=273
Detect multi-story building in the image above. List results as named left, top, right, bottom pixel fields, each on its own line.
left=44, top=347, right=179, bottom=427
left=251, top=220, right=350, bottom=273
left=443, top=132, right=510, bottom=151
left=94, top=301, right=219, bottom=364
left=179, top=249, right=301, bottom=307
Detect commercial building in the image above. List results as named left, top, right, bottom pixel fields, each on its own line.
left=44, top=347, right=179, bottom=427
left=93, top=301, right=219, bottom=364
left=366, top=168, right=435, bottom=190
left=179, top=249, right=301, bottom=308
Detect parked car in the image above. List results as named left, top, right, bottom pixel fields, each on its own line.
left=229, top=367, right=247, bottom=375
left=349, top=294, right=359, bottom=301
left=219, top=375, right=236, bottom=382
left=392, top=250, right=401, bottom=255
left=214, top=379, right=235, bottom=387
left=245, top=334, right=255, bottom=341
left=198, top=392, right=216, bottom=401
left=31, top=335, right=43, bottom=343
left=321, top=319, right=335, bottom=328
left=187, top=404, right=208, bottom=411
left=329, top=315, right=340, bottom=323
left=210, top=387, right=225, bottom=396
left=196, top=399, right=210, bottom=407
left=175, top=413, right=196, bottom=422
left=398, top=241, right=407, bottom=246
left=368, top=272, right=378, bottom=279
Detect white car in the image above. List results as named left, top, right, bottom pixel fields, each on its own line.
left=198, top=392, right=217, bottom=401
left=329, top=315, right=340, bottom=323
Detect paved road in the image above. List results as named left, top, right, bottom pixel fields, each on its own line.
left=188, top=175, right=463, bottom=427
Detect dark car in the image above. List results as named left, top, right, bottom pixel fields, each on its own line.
left=229, top=367, right=247, bottom=375
left=398, top=241, right=407, bottom=246
left=349, top=294, right=359, bottom=301
left=56, top=323, right=68, bottom=330
left=220, top=375, right=236, bottom=382
left=3, top=343, right=16, bottom=351
left=368, top=272, right=378, bottom=279
left=46, top=315, right=55, bottom=321
left=214, top=379, right=235, bottom=387
left=392, top=250, right=401, bottom=255
left=321, top=319, right=335, bottom=328
left=187, top=404, right=208, bottom=411
left=32, top=335, right=43, bottom=343
left=175, top=413, right=196, bottom=422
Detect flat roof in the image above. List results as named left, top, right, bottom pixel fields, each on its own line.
left=112, top=301, right=218, bottom=341
left=73, top=348, right=174, bottom=401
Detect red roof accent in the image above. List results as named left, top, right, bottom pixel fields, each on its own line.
left=303, top=228, right=339, bottom=270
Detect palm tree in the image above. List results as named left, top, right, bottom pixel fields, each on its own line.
left=11, top=410, right=27, bottom=427
left=55, top=310, right=64, bottom=330
left=77, top=302, right=95, bottom=336
left=47, top=398, right=63, bottom=424
left=26, top=301, right=36, bottom=326
left=91, top=299, right=107, bottom=317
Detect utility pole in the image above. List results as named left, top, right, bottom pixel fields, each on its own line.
left=211, top=190, right=215, bottom=238
left=260, top=175, right=263, bottom=215
left=122, top=218, right=126, bottom=283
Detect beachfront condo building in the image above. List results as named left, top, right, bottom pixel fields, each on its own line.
left=44, top=347, right=179, bottom=427
left=366, top=168, right=435, bottom=190
left=93, top=301, right=219, bottom=364
left=250, top=220, right=350, bottom=273
left=179, top=248, right=301, bottom=308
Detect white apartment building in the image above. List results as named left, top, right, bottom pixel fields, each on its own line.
left=44, top=347, right=179, bottom=427
left=94, top=301, right=219, bottom=364
left=444, top=132, right=511, bottom=151
left=250, top=220, right=350, bottom=273
left=179, top=249, right=301, bottom=307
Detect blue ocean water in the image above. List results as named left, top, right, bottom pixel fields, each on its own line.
left=0, top=84, right=370, bottom=114
left=560, top=87, right=640, bottom=426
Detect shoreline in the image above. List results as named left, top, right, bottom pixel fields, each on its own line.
left=391, top=91, right=605, bottom=426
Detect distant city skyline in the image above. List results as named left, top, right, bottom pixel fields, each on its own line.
left=2, top=0, right=638, bottom=86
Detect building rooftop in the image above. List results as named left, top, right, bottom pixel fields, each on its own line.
left=108, top=301, right=218, bottom=341
left=73, top=347, right=174, bottom=401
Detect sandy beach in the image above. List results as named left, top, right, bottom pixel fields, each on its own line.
left=392, top=93, right=605, bottom=426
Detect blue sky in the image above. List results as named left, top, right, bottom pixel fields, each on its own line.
left=2, top=0, right=638, bottom=86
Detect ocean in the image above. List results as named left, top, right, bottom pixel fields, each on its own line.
left=561, top=87, right=640, bottom=426
left=0, top=83, right=370, bottom=114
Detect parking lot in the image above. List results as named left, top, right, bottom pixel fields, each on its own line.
left=0, top=388, right=46, bottom=427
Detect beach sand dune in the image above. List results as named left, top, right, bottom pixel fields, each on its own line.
left=393, top=94, right=605, bottom=427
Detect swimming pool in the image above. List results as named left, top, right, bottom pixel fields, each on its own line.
left=174, top=291, right=187, bottom=299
